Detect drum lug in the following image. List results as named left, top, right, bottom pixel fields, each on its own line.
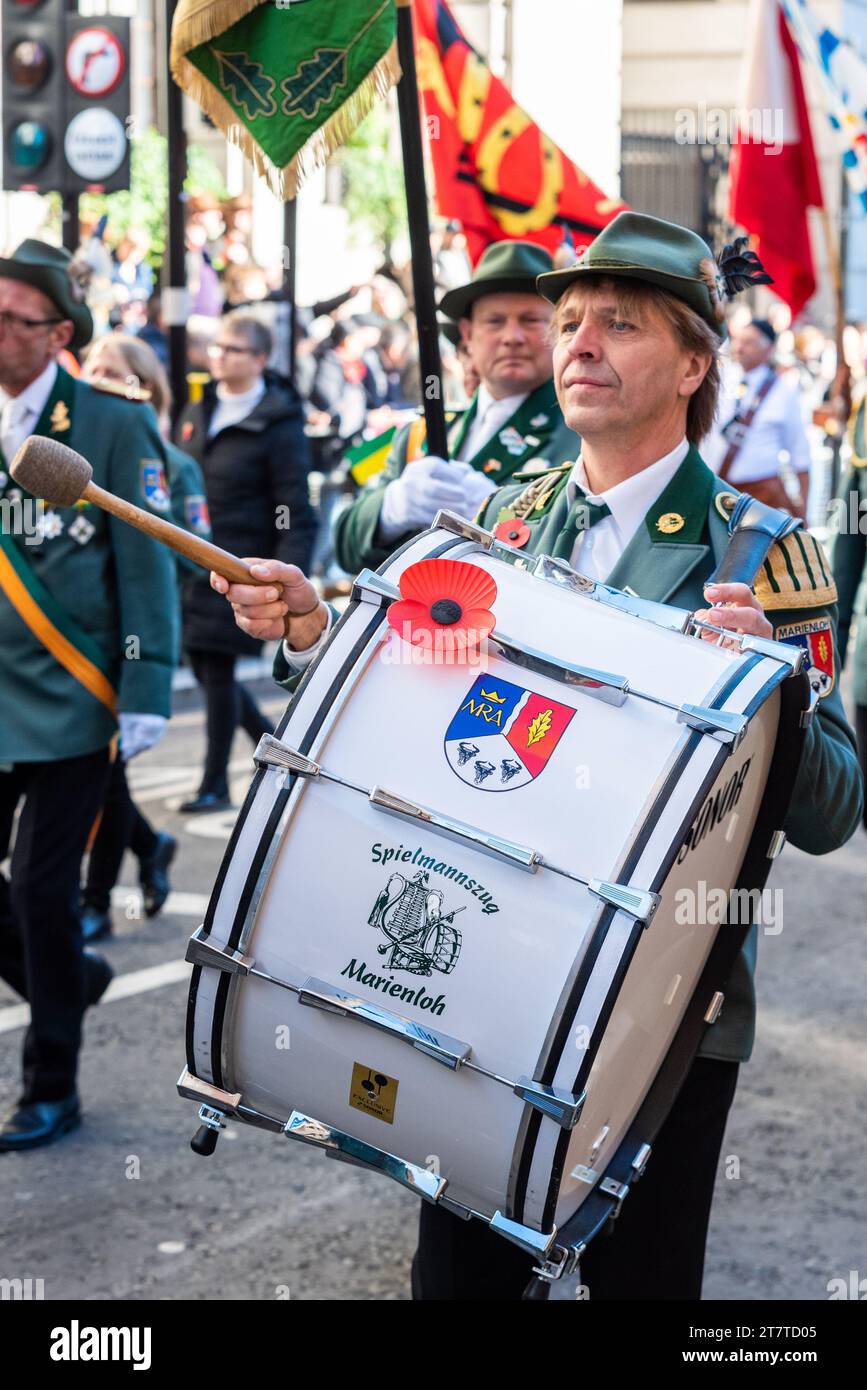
left=185, top=926, right=254, bottom=976
left=534, top=553, right=597, bottom=596
left=589, top=879, right=660, bottom=925
left=431, top=510, right=494, bottom=547
left=704, top=991, right=725, bottom=1024
left=254, top=734, right=320, bottom=779
left=350, top=568, right=401, bottom=607
left=767, top=829, right=787, bottom=859
left=369, top=785, right=542, bottom=872
left=631, top=1142, right=653, bottom=1179
left=514, top=1078, right=586, bottom=1129
left=489, top=629, right=630, bottom=707
left=677, top=704, right=748, bottom=748
left=298, top=976, right=473, bottom=1069
left=489, top=1211, right=558, bottom=1258
left=531, top=1241, right=585, bottom=1283
left=284, top=1111, right=447, bottom=1203
left=599, top=1175, right=630, bottom=1217
left=177, top=1066, right=241, bottom=1113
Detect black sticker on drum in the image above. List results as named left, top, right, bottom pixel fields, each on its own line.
left=349, top=1063, right=398, bottom=1124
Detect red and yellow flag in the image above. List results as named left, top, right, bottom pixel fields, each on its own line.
left=413, top=0, right=626, bottom=263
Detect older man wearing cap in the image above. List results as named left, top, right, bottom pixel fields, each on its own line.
left=0, top=240, right=178, bottom=1151
left=215, top=212, right=861, bottom=1300
left=334, top=240, right=580, bottom=577
left=702, top=317, right=811, bottom=520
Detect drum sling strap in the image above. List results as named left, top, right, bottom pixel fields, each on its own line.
left=522, top=498, right=810, bottom=1298
left=717, top=368, right=778, bottom=483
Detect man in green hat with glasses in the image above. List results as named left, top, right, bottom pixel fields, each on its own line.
left=334, top=239, right=580, bottom=576
left=217, top=212, right=862, bottom=1300
left=0, top=240, right=178, bottom=1152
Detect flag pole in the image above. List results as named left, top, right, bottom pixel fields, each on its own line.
left=395, top=0, right=449, bottom=458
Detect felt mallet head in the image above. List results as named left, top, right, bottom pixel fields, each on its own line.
left=10, top=435, right=93, bottom=507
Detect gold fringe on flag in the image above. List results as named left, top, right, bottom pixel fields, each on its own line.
left=170, top=0, right=401, bottom=201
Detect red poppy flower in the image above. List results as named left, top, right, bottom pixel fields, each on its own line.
left=494, top=518, right=531, bottom=548
left=387, top=558, right=497, bottom=656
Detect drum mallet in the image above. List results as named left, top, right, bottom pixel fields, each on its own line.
left=11, top=435, right=269, bottom=587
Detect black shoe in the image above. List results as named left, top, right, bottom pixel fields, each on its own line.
left=84, top=950, right=114, bottom=1008
left=0, top=1095, right=80, bottom=1152
left=139, top=832, right=177, bottom=917
left=179, top=791, right=232, bottom=814
left=80, top=906, right=112, bottom=943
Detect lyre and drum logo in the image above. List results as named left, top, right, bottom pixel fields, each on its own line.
left=444, top=675, right=575, bottom=791
left=368, top=870, right=463, bottom=977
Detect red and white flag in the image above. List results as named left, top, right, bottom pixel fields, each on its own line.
left=728, top=0, right=824, bottom=317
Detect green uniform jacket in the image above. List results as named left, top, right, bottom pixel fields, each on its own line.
left=333, top=379, right=579, bottom=576
left=0, top=367, right=179, bottom=763
left=831, top=460, right=867, bottom=706
left=273, top=445, right=862, bottom=1065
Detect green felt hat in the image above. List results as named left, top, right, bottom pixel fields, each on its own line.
left=536, top=212, right=771, bottom=339
left=439, top=240, right=555, bottom=320
left=0, top=239, right=93, bottom=350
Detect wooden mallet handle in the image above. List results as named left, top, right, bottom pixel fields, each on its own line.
left=83, top=478, right=260, bottom=585
left=10, top=434, right=267, bottom=586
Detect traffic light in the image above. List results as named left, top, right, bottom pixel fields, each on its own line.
left=2, top=0, right=66, bottom=192
left=2, top=1, right=131, bottom=195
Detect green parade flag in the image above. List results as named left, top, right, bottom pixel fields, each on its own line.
left=170, top=0, right=400, bottom=199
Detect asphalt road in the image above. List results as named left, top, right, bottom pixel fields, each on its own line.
left=1, top=677, right=865, bottom=1302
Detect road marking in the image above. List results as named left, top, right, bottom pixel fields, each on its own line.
left=0, top=960, right=190, bottom=1035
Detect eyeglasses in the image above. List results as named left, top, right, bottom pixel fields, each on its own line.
left=207, top=343, right=253, bottom=358
left=0, top=310, right=64, bottom=333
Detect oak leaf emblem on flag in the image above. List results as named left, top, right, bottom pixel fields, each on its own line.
left=282, top=48, right=349, bottom=120
left=212, top=49, right=277, bottom=120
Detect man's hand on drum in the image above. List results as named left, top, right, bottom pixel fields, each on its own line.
left=210, top=560, right=328, bottom=651
left=695, top=581, right=773, bottom=649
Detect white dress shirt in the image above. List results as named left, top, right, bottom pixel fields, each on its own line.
left=701, top=362, right=810, bottom=483
left=567, top=437, right=690, bottom=580
left=207, top=377, right=266, bottom=437
left=0, top=360, right=58, bottom=462
left=457, top=384, right=528, bottom=461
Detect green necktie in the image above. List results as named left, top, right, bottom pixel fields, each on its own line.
left=552, top=493, right=611, bottom=560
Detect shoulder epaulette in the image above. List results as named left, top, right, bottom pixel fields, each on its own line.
left=755, top=530, right=837, bottom=610
left=507, top=465, right=572, bottom=520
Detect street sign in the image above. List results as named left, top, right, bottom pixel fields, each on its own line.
left=64, top=108, right=126, bottom=182
left=65, top=25, right=125, bottom=99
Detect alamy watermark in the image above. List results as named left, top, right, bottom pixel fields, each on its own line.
left=0, top=496, right=45, bottom=546
left=675, top=102, right=783, bottom=155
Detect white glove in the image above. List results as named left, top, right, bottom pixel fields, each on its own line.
left=462, top=468, right=498, bottom=517
left=119, top=712, right=167, bottom=761
left=379, top=456, right=492, bottom=541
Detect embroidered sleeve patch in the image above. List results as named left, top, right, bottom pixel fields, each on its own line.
left=755, top=532, right=837, bottom=611
left=776, top=616, right=836, bottom=698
